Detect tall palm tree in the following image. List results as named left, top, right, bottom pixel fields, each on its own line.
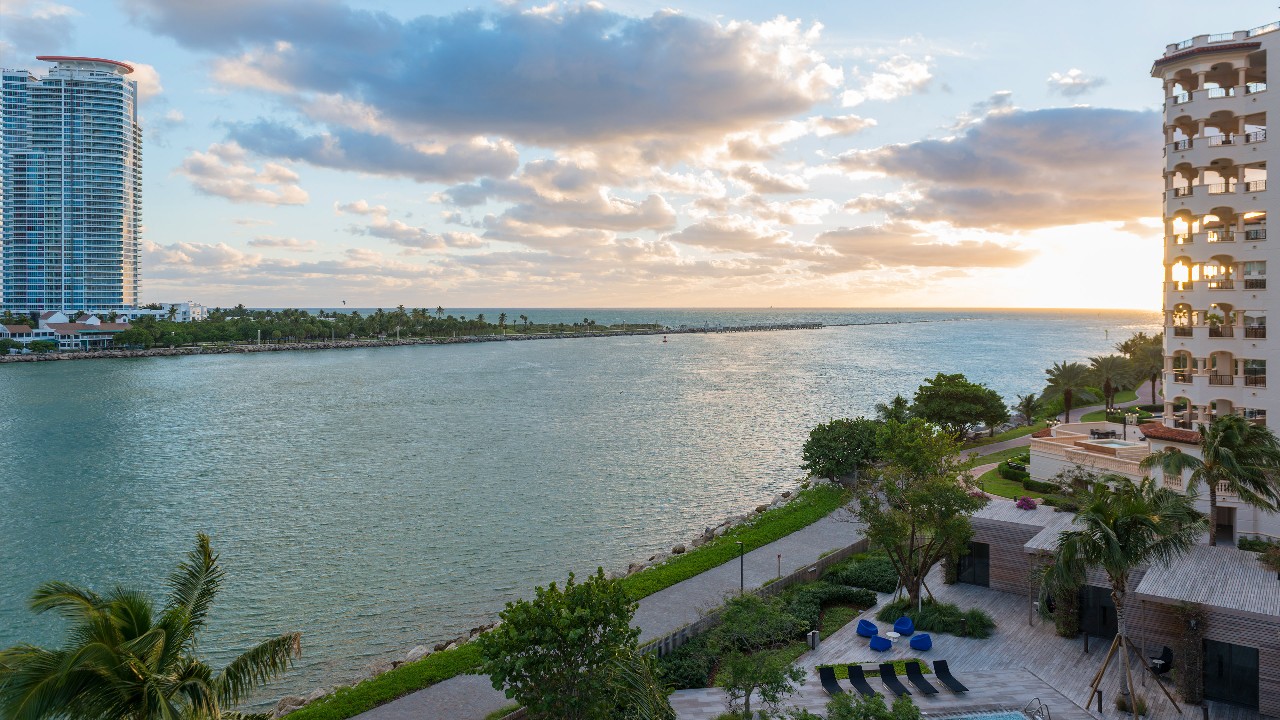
left=1014, top=393, right=1043, bottom=426
left=0, top=534, right=301, bottom=720
left=1044, top=476, right=1205, bottom=709
left=1133, top=343, right=1164, bottom=406
left=1140, top=414, right=1280, bottom=545
left=1043, top=361, right=1096, bottom=422
left=1088, top=355, right=1134, bottom=412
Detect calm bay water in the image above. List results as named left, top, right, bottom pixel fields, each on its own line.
left=0, top=308, right=1158, bottom=700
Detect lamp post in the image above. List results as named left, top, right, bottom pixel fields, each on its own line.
left=736, top=541, right=744, bottom=595
left=1123, top=412, right=1138, bottom=440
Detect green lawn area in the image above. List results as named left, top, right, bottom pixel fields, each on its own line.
left=286, top=644, right=484, bottom=720
left=484, top=704, right=520, bottom=720
left=976, top=467, right=1026, bottom=500
left=816, top=659, right=931, bottom=680
left=819, top=605, right=861, bottom=640
left=962, top=420, right=1046, bottom=449
left=963, top=445, right=1029, bottom=468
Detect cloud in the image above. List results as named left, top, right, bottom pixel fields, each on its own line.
left=836, top=106, right=1160, bottom=230
left=0, top=1, right=77, bottom=67
left=667, top=215, right=791, bottom=254
left=1047, top=68, right=1105, bottom=97
left=808, top=114, right=877, bottom=137
left=177, top=141, right=309, bottom=206
left=248, top=235, right=317, bottom=251
left=234, top=217, right=274, bottom=226
left=335, top=200, right=389, bottom=217
left=125, top=2, right=841, bottom=145
left=842, top=54, right=932, bottom=107
left=226, top=120, right=519, bottom=183
left=814, top=223, right=1035, bottom=270
left=125, top=60, right=163, bottom=99
left=730, top=165, right=808, bottom=194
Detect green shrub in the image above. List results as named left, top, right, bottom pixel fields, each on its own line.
left=656, top=635, right=716, bottom=690
left=827, top=690, right=922, bottom=720
left=824, top=555, right=898, bottom=593
left=286, top=644, right=483, bottom=720
left=874, top=598, right=995, bottom=639
left=782, top=582, right=876, bottom=629
left=1023, top=478, right=1060, bottom=494
left=997, top=462, right=1030, bottom=483
left=1239, top=536, right=1279, bottom=552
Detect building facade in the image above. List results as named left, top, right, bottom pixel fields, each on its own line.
left=1, top=56, right=142, bottom=314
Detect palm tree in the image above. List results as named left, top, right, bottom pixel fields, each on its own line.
left=1133, top=343, right=1164, bottom=406
left=0, top=534, right=301, bottom=720
left=874, top=394, right=911, bottom=424
left=1088, top=355, right=1135, bottom=412
left=435, top=306, right=445, bottom=319
left=1043, top=361, right=1096, bottom=422
left=1014, top=393, right=1043, bottom=426
left=1140, top=414, right=1280, bottom=545
left=1044, top=476, right=1205, bottom=710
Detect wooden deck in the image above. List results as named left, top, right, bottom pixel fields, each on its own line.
left=670, top=564, right=1273, bottom=720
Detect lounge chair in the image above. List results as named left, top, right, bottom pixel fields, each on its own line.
left=893, top=616, right=915, bottom=636
left=904, top=661, right=939, bottom=694
left=847, top=665, right=880, bottom=697
left=819, top=666, right=845, bottom=696
left=878, top=663, right=912, bottom=697
left=1149, top=646, right=1174, bottom=677
left=870, top=635, right=892, bottom=652
left=909, top=633, right=932, bottom=651
left=856, top=619, right=878, bottom=638
left=932, top=660, right=969, bottom=693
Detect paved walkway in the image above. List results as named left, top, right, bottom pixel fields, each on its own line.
left=354, top=499, right=863, bottom=720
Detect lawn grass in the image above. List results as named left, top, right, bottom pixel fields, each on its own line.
left=286, top=484, right=852, bottom=719
left=285, top=644, right=484, bottom=720
left=815, top=658, right=931, bottom=680
left=819, top=605, right=861, bottom=640
left=976, top=467, right=1026, bottom=500
left=962, top=421, right=1046, bottom=449
left=618, top=483, right=852, bottom=600
left=963, top=445, right=1029, bottom=469
left=483, top=704, right=520, bottom=720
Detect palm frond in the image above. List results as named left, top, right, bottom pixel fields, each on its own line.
left=28, top=582, right=101, bottom=620
left=609, top=649, right=676, bottom=720
left=214, top=632, right=301, bottom=708
left=166, top=533, right=225, bottom=634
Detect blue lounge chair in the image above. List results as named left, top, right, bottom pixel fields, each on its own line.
left=893, top=616, right=915, bottom=636
left=856, top=619, right=878, bottom=638
left=870, top=635, right=892, bottom=652
left=909, top=633, right=932, bottom=651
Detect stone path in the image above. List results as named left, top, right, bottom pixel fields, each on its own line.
left=353, top=501, right=863, bottom=720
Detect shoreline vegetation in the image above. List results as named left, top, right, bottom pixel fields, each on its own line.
left=282, top=482, right=850, bottom=720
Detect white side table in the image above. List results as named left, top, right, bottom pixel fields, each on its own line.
left=885, top=631, right=902, bottom=643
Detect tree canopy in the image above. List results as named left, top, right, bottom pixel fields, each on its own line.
left=801, top=418, right=881, bottom=482
left=909, top=373, right=1007, bottom=437
left=1043, top=361, right=1096, bottom=422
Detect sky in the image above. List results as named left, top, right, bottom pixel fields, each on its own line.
left=1, top=1, right=1273, bottom=310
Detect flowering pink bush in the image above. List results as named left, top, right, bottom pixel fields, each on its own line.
left=1016, top=496, right=1037, bottom=510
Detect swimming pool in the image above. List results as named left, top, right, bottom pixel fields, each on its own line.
left=935, top=712, right=1032, bottom=720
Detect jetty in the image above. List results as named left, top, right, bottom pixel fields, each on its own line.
left=0, top=322, right=824, bottom=364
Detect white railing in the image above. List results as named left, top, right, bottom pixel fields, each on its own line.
left=1248, top=21, right=1280, bottom=37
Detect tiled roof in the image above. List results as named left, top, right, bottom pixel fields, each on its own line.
left=3, top=324, right=32, bottom=333
left=1135, top=544, right=1280, bottom=619
left=1031, top=427, right=1053, bottom=438
left=972, top=498, right=1063, bottom=528
left=46, top=322, right=130, bottom=335
left=1138, top=422, right=1201, bottom=445
left=1152, top=42, right=1262, bottom=67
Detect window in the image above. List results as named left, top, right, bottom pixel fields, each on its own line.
left=1244, top=261, right=1267, bottom=275
left=1204, top=640, right=1259, bottom=708
left=955, top=541, right=989, bottom=587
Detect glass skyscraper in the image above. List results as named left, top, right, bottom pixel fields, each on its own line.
left=1, top=56, right=141, bottom=313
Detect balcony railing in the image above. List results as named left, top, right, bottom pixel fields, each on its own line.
left=1207, top=230, right=1234, bottom=242
left=1209, top=374, right=1235, bottom=385
left=1209, top=324, right=1234, bottom=336
left=1246, top=228, right=1268, bottom=241
left=1248, top=180, right=1268, bottom=192
left=1247, top=82, right=1269, bottom=94
left=1173, top=371, right=1194, bottom=383
left=1173, top=326, right=1194, bottom=337
left=1245, top=278, right=1268, bottom=290
left=1207, top=87, right=1237, bottom=98
left=1245, top=375, right=1268, bottom=387
left=1172, top=186, right=1193, bottom=197
left=1172, top=139, right=1192, bottom=151
left=1171, top=92, right=1191, bottom=104
left=1207, top=135, right=1236, bottom=146
left=1208, top=183, right=1233, bottom=195
left=1171, top=281, right=1194, bottom=291
left=1245, top=325, right=1267, bottom=338
left=1246, top=129, right=1268, bottom=143
left=1171, top=233, right=1192, bottom=244
left=1207, top=279, right=1235, bottom=290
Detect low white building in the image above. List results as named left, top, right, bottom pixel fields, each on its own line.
left=118, top=302, right=207, bottom=323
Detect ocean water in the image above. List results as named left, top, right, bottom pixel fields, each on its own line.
left=0, top=308, right=1158, bottom=701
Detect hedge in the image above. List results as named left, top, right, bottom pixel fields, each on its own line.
left=1023, top=478, right=1060, bottom=494
left=783, top=582, right=877, bottom=629
left=997, top=462, right=1030, bottom=483
left=875, top=598, right=995, bottom=639
left=824, top=555, right=898, bottom=594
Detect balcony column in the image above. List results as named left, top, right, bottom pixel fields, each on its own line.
left=1166, top=79, right=1177, bottom=97
left=1237, top=166, right=1247, bottom=189
left=1238, top=116, right=1247, bottom=136
left=1237, top=214, right=1246, bottom=233
left=1238, top=67, right=1248, bottom=88
left=1196, top=71, right=1208, bottom=91
left=1197, top=118, right=1207, bottom=139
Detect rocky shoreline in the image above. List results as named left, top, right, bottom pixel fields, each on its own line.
left=269, top=483, right=813, bottom=717
left=1, top=323, right=823, bottom=365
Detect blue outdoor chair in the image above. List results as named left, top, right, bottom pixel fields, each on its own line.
left=893, top=616, right=915, bottom=636
left=909, top=633, right=932, bottom=652
left=856, top=619, right=879, bottom=638
left=870, top=635, right=892, bottom=652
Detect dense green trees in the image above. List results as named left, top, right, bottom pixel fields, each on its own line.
left=1042, top=361, right=1096, bottom=422
left=713, top=595, right=806, bottom=717
left=1013, top=393, right=1043, bottom=426
left=909, top=373, right=1008, bottom=437
left=1088, top=355, right=1135, bottom=412
left=1043, top=477, right=1204, bottom=708
left=1141, top=414, right=1280, bottom=545
left=0, top=534, right=301, bottom=720
left=477, top=569, right=672, bottom=720
left=801, top=418, right=882, bottom=482
left=856, top=420, right=988, bottom=604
